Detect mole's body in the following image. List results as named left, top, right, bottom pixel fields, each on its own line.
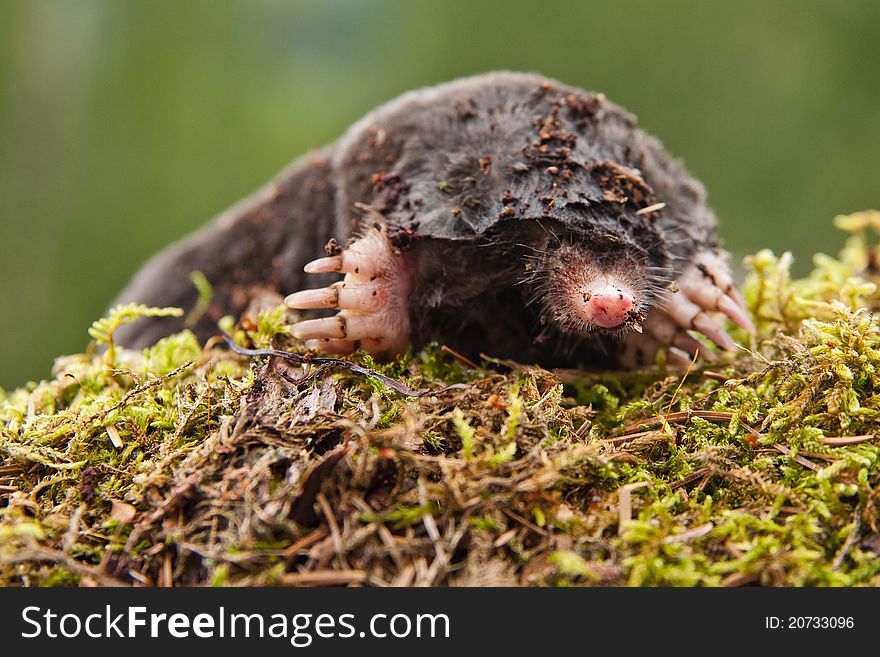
left=114, top=72, right=753, bottom=368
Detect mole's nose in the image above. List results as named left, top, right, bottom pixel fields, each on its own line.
left=584, top=286, right=634, bottom=328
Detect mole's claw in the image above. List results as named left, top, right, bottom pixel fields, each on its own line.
left=728, top=285, right=747, bottom=311
left=674, top=332, right=718, bottom=363
left=305, top=338, right=356, bottom=355
left=717, top=294, right=756, bottom=335
left=691, top=312, right=736, bottom=351
left=660, top=293, right=734, bottom=351
left=304, top=255, right=343, bottom=274
left=304, top=244, right=390, bottom=276
left=666, top=347, right=694, bottom=369
left=287, top=283, right=378, bottom=312
left=286, top=287, right=339, bottom=309
left=642, top=309, right=717, bottom=363
left=292, top=316, right=347, bottom=340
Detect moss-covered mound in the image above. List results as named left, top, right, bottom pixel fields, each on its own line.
left=3, top=212, right=880, bottom=587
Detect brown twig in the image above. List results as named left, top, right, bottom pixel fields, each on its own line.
left=668, top=467, right=713, bottom=491
left=620, top=411, right=764, bottom=443
left=284, top=529, right=331, bottom=559
left=440, top=344, right=479, bottom=369
left=316, top=492, right=344, bottom=558
left=499, top=506, right=550, bottom=537
left=773, top=444, right=822, bottom=471
left=820, top=433, right=878, bottom=446
left=279, top=570, right=367, bottom=586
left=223, top=334, right=468, bottom=397
left=161, top=550, right=173, bottom=587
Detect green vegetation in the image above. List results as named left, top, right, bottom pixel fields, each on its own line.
left=3, top=0, right=880, bottom=389
left=2, top=213, right=880, bottom=586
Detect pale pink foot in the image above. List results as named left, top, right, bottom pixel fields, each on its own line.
left=617, top=249, right=755, bottom=368
left=285, top=225, right=411, bottom=357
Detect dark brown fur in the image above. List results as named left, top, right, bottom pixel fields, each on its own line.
left=114, top=72, right=720, bottom=366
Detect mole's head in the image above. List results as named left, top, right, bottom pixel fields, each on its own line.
left=521, top=215, right=672, bottom=339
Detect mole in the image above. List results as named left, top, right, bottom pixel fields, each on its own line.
left=113, top=72, right=754, bottom=369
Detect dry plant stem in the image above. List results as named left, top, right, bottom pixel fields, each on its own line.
left=223, top=334, right=467, bottom=397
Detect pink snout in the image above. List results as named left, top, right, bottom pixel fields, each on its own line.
left=583, top=287, right=634, bottom=328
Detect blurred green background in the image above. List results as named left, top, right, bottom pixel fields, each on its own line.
left=1, top=0, right=878, bottom=388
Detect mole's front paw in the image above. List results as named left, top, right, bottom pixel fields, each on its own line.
left=285, top=225, right=411, bottom=357
left=618, top=249, right=755, bottom=369
left=661, top=248, right=755, bottom=349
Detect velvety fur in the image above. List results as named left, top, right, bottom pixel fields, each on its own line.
left=114, top=72, right=721, bottom=366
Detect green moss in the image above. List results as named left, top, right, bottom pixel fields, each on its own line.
left=4, top=212, right=880, bottom=587
left=43, top=567, right=80, bottom=587
left=248, top=304, right=292, bottom=348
